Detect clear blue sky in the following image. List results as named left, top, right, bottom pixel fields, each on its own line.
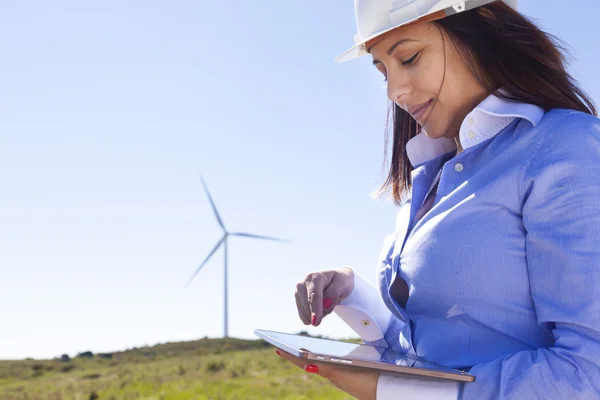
left=1, top=0, right=599, bottom=360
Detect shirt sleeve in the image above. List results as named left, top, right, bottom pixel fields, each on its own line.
left=377, top=374, right=459, bottom=400
left=334, top=269, right=393, bottom=344
left=460, top=112, right=600, bottom=399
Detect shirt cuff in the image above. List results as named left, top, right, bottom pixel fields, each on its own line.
left=333, top=269, right=393, bottom=343
left=377, top=374, right=459, bottom=400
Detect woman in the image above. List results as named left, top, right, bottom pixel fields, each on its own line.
left=278, top=0, right=600, bottom=399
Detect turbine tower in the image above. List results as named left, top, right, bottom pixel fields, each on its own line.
left=186, top=176, right=289, bottom=338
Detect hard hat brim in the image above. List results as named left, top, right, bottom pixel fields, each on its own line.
left=335, top=8, right=447, bottom=63
left=335, top=0, right=505, bottom=63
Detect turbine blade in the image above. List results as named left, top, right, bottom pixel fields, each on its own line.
left=200, top=175, right=226, bottom=231
left=231, top=232, right=290, bottom=243
left=185, top=237, right=225, bottom=287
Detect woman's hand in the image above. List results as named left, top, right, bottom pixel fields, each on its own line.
left=295, top=267, right=355, bottom=327
left=276, top=348, right=379, bottom=400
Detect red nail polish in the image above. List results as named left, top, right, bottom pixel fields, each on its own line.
left=276, top=350, right=281, bottom=357
left=311, top=314, right=317, bottom=325
left=323, top=298, right=333, bottom=309
left=305, top=365, right=319, bottom=373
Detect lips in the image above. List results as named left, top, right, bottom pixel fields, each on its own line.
left=407, top=99, right=433, bottom=121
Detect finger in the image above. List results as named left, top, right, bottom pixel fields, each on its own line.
left=276, top=348, right=306, bottom=369
left=295, top=291, right=311, bottom=325
left=306, top=275, right=325, bottom=326
left=295, top=282, right=311, bottom=325
left=276, top=349, right=334, bottom=379
left=321, top=282, right=343, bottom=319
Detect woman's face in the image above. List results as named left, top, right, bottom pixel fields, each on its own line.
left=369, top=22, right=488, bottom=140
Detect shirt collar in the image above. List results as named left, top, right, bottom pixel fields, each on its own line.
left=405, top=91, right=545, bottom=167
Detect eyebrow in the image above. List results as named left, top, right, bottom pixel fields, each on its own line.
left=372, top=39, right=418, bottom=65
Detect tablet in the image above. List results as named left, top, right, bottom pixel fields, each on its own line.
left=254, top=329, right=475, bottom=382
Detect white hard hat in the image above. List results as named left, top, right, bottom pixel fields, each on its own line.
left=336, top=0, right=518, bottom=63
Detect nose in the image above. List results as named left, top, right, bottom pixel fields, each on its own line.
left=386, top=69, right=411, bottom=108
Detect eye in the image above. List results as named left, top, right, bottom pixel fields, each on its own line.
left=402, top=52, right=420, bottom=66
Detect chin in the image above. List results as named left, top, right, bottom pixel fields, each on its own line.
left=423, top=123, right=451, bottom=140
left=423, top=126, right=443, bottom=139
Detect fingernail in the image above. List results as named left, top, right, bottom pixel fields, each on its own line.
left=276, top=350, right=281, bottom=357
left=323, top=298, right=333, bottom=309
left=311, top=314, right=316, bottom=325
left=305, top=365, right=319, bottom=374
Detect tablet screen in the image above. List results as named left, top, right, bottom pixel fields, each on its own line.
left=260, top=330, right=391, bottom=360
left=256, top=329, right=467, bottom=375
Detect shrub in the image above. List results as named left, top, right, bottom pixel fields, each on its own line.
left=31, top=364, right=44, bottom=372
left=206, top=360, right=225, bottom=373
left=60, top=364, right=76, bottom=373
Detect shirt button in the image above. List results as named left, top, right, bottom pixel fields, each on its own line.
left=468, top=130, right=476, bottom=139
left=455, top=163, right=464, bottom=172
left=362, top=320, right=370, bottom=326
left=468, top=116, right=474, bottom=125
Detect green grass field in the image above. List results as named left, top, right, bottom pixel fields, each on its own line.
left=0, top=336, right=357, bottom=400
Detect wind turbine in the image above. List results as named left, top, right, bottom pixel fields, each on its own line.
left=185, top=176, right=290, bottom=338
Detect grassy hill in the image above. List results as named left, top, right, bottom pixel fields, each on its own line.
left=0, top=335, right=359, bottom=400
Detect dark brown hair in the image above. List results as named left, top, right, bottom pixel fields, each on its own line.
left=376, top=1, right=597, bottom=205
